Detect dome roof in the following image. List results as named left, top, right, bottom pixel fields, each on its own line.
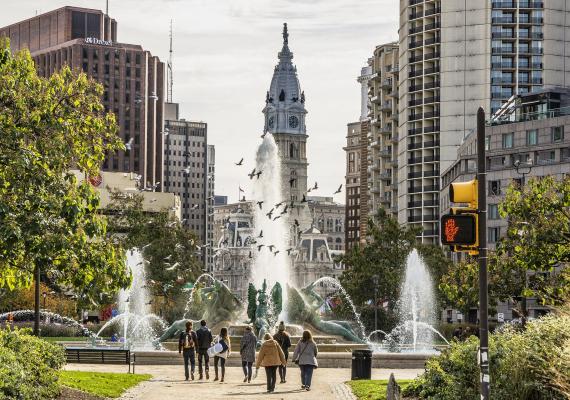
left=268, top=23, right=303, bottom=108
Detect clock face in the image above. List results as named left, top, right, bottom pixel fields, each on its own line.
left=268, top=116, right=275, bottom=128
left=289, top=115, right=299, bottom=129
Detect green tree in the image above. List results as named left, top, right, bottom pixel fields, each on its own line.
left=339, top=209, right=449, bottom=331
left=105, top=192, right=202, bottom=322
left=0, top=40, right=130, bottom=310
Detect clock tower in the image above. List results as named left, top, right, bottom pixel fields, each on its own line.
left=263, top=24, right=309, bottom=230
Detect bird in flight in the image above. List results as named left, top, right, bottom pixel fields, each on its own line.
left=257, top=244, right=265, bottom=251
left=273, top=250, right=280, bottom=256
left=281, top=205, right=288, bottom=215
left=257, top=201, right=264, bottom=209
left=258, top=230, right=263, bottom=238
left=286, top=248, right=293, bottom=255
left=248, top=168, right=257, bottom=179
left=235, top=158, right=244, bottom=166
left=183, top=167, right=191, bottom=174
left=273, top=215, right=281, bottom=221
left=266, top=208, right=274, bottom=219
left=334, top=184, right=343, bottom=194
left=268, top=245, right=275, bottom=252
left=294, top=219, right=300, bottom=227
left=255, top=171, right=262, bottom=179
left=275, top=201, right=284, bottom=208
left=301, top=194, right=307, bottom=203
left=125, top=137, right=134, bottom=151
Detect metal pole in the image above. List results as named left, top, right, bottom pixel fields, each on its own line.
left=33, top=265, right=40, bottom=336
left=476, top=107, right=490, bottom=399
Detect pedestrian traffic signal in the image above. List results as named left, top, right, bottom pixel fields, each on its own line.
left=450, top=179, right=478, bottom=209
left=441, top=213, right=477, bottom=246
left=442, top=179, right=479, bottom=254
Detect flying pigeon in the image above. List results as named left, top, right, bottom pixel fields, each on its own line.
left=235, top=158, right=244, bottom=166
left=334, top=184, right=343, bottom=194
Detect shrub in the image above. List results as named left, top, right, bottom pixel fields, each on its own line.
left=403, top=314, right=570, bottom=400
left=0, top=326, right=65, bottom=399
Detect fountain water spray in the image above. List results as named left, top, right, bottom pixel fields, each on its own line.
left=395, top=249, right=437, bottom=351
left=251, top=134, right=291, bottom=320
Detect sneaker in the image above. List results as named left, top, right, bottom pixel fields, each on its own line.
left=185, top=377, right=189, bottom=381
left=191, top=372, right=195, bottom=380
left=243, top=377, right=248, bottom=383
left=199, top=375, right=203, bottom=380
left=248, top=378, right=251, bottom=383
left=214, top=377, right=219, bottom=381
left=301, top=385, right=306, bottom=389
left=305, top=387, right=310, bottom=391
left=221, top=379, right=224, bottom=383
left=206, top=371, right=210, bottom=380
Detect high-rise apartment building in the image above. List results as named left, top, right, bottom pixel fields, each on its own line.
left=368, top=43, right=400, bottom=219
left=397, top=0, right=570, bottom=243
left=163, top=102, right=214, bottom=270
left=0, top=6, right=165, bottom=190
left=344, top=121, right=362, bottom=250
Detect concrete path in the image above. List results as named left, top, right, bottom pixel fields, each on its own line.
left=64, top=364, right=423, bottom=400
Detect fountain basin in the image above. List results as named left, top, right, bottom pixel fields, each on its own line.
left=114, top=350, right=433, bottom=369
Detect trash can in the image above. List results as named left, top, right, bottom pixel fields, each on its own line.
left=351, top=349, right=372, bottom=380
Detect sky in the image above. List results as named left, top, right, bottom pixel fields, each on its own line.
left=1, top=0, right=399, bottom=204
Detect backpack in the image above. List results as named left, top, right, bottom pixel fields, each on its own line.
left=183, top=332, right=195, bottom=349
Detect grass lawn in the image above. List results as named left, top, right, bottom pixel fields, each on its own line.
left=59, top=371, right=151, bottom=398
left=347, top=379, right=413, bottom=400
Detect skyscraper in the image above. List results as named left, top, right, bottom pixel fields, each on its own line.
left=0, top=6, right=165, bottom=190
left=163, top=102, right=214, bottom=270
left=397, top=0, right=570, bottom=243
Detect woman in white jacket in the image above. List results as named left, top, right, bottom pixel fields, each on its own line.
left=213, top=327, right=231, bottom=382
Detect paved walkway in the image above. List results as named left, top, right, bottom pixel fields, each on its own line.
left=64, top=364, right=423, bottom=400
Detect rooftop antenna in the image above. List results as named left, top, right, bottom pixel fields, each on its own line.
left=106, top=0, right=109, bottom=15
left=167, top=19, right=174, bottom=103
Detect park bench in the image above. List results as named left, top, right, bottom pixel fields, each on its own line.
left=64, top=347, right=136, bottom=373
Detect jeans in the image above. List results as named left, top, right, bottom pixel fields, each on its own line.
left=214, top=356, right=225, bottom=379
left=197, top=349, right=209, bottom=376
left=278, top=352, right=289, bottom=382
left=300, top=364, right=315, bottom=388
left=265, top=366, right=278, bottom=391
left=242, top=361, right=253, bottom=380
left=182, top=349, right=195, bottom=379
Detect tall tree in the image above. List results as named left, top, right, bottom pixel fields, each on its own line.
left=0, top=40, right=130, bottom=320
left=105, top=192, right=202, bottom=322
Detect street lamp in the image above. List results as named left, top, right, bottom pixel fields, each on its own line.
left=372, top=275, right=379, bottom=333
left=42, top=291, right=47, bottom=310
left=513, top=160, right=534, bottom=328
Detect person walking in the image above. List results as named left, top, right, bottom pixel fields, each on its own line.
left=240, top=325, right=257, bottom=383
left=273, top=321, right=292, bottom=383
left=196, top=319, right=213, bottom=380
left=178, top=320, right=198, bottom=381
left=213, top=327, right=230, bottom=382
left=255, top=333, right=286, bottom=393
left=292, top=330, right=318, bottom=391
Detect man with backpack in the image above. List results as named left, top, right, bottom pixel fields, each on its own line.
left=196, top=319, right=213, bottom=379
left=178, top=320, right=198, bottom=381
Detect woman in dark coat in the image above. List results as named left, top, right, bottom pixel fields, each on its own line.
left=240, top=325, right=257, bottom=383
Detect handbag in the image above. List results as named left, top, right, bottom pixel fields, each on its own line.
left=207, top=342, right=223, bottom=357
left=293, top=342, right=308, bottom=365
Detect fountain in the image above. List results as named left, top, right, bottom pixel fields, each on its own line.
left=0, top=310, right=91, bottom=337
left=251, top=134, right=291, bottom=320
left=94, top=249, right=167, bottom=350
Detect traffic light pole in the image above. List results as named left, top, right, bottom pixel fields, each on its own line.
left=476, top=107, right=490, bottom=399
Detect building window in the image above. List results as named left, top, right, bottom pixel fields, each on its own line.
left=526, top=129, right=538, bottom=146
left=552, top=126, right=564, bottom=143
left=489, top=180, right=501, bottom=196
left=488, top=204, right=499, bottom=220
left=488, top=227, right=500, bottom=243
left=502, top=133, right=514, bottom=149
left=485, top=136, right=491, bottom=151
